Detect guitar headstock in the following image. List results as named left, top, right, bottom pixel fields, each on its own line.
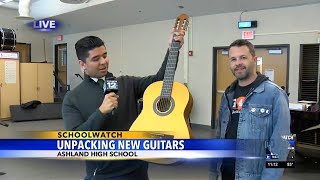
left=174, top=14, right=189, bottom=32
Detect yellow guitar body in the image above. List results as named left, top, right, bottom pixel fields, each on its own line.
left=129, top=81, right=193, bottom=164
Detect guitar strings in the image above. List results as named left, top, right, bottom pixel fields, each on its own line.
left=160, top=38, right=175, bottom=111
left=160, top=40, right=179, bottom=112
left=159, top=15, right=187, bottom=112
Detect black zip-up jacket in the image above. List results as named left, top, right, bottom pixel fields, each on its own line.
left=62, top=50, right=176, bottom=179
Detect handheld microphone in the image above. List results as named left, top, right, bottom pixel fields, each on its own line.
left=104, top=77, right=118, bottom=95
left=104, top=76, right=118, bottom=115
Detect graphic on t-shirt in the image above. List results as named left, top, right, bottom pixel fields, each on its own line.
left=232, top=96, right=245, bottom=114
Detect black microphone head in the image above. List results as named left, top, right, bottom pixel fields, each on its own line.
left=104, top=76, right=118, bottom=95
left=106, top=72, right=114, bottom=78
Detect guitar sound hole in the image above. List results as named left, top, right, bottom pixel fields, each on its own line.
left=156, top=98, right=171, bottom=113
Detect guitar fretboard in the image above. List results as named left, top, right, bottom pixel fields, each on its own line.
left=160, top=40, right=180, bottom=98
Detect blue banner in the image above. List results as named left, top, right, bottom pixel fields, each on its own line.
left=0, top=139, right=247, bottom=151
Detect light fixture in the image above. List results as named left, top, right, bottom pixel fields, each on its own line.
left=60, top=0, right=90, bottom=4
left=15, top=0, right=34, bottom=20
left=3, top=0, right=14, bottom=3
left=0, top=0, right=13, bottom=5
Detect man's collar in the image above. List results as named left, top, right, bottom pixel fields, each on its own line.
left=84, top=71, right=114, bottom=81
left=91, top=77, right=105, bottom=83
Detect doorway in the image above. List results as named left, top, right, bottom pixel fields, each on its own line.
left=54, top=44, right=68, bottom=100
left=211, top=44, right=289, bottom=128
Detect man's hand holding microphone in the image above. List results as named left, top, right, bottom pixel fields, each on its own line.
left=99, top=77, right=119, bottom=115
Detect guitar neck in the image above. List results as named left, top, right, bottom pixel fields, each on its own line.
left=161, top=40, right=180, bottom=98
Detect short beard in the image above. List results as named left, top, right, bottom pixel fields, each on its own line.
left=232, top=65, right=253, bottom=81
left=233, top=70, right=250, bottom=80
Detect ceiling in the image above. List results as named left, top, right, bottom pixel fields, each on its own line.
left=2, top=0, right=320, bottom=35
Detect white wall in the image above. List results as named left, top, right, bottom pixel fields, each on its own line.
left=54, top=3, right=320, bottom=126
left=190, top=3, right=320, bottom=125
left=52, top=20, right=184, bottom=91
left=0, top=7, right=53, bottom=62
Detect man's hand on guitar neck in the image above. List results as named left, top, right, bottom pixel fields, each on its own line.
left=169, top=28, right=185, bottom=48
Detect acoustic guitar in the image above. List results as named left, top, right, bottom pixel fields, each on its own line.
left=129, top=14, right=193, bottom=164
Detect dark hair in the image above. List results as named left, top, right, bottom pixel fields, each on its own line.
left=75, top=36, right=105, bottom=62
left=228, top=39, right=255, bottom=57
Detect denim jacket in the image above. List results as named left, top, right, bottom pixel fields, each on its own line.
left=210, top=76, right=290, bottom=180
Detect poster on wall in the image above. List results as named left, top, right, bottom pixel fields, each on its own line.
left=5, top=61, right=16, bottom=84
left=257, top=57, right=263, bottom=65
left=265, top=69, right=275, bottom=82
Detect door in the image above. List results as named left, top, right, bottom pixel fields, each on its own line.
left=0, top=57, right=20, bottom=119
left=0, top=60, right=3, bottom=118
left=212, top=45, right=289, bottom=128
left=20, top=63, right=38, bottom=104
left=214, top=49, right=236, bottom=121
left=20, top=63, right=54, bottom=104
left=54, top=44, right=68, bottom=94
left=38, top=64, right=54, bottom=103
left=255, top=48, right=288, bottom=90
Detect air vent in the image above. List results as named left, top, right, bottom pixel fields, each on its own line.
left=297, top=130, right=318, bottom=146
left=297, top=131, right=314, bottom=145
left=60, top=0, right=89, bottom=4
left=299, top=44, right=320, bottom=102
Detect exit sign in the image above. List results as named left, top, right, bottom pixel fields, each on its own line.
left=242, top=31, right=255, bottom=40
left=57, top=35, right=63, bottom=41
